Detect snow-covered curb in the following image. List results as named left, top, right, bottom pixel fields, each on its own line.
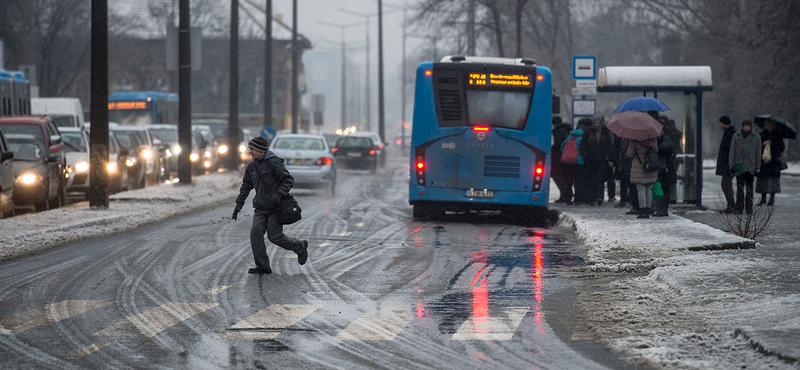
left=0, top=172, right=242, bottom=263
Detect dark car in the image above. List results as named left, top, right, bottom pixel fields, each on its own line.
left=0, top=115, right=67, bottom=206
left=0, top=130, right=14, bottom=217
left=110, top=126, right=147, bottom=189
left=333, top=135, right=377, bottom=172
left=5, top=134, right=63, bottom=211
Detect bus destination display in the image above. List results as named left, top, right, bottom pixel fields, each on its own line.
left=108, top=101, right=147, bottom=110
left=468, top=73, right=532, bottom=88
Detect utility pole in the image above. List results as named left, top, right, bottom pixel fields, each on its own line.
left=264, top=0, right=272, bottom=128
left=401, top=6, right=407, bottom=149
left=318, top=21, right=363, bottom=129
left=229, top=0, right=240, bottom=170
left=377, top=0, right=385, bottom=145
left=89, top=0, right=109, bottom=208
left=291, top=0, right=299, bottom=133
left=178, top=0, right=191, bottom=183
left=468, top=0, right=476, bottom=55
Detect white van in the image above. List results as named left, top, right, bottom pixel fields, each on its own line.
left=31, top=98, right=85, bottom=128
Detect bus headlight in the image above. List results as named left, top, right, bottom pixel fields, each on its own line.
left=190, top=153, right=199, bottom=162
left=18, top=173, right=40, bottom=185
left=75, top=161, right=90, bottom=173
left=218, top=145, right=228, bottom=154
left=107, top=162, right=118, bottom=173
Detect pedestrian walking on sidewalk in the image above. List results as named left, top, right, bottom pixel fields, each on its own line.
left=715, top=115, right=736, bottom=213
left=626, top=137, right=659, bottom=218
left=232, top=136, right=309, bottom=274
left=756, top=119, right=785, bottom=206
left=729, top=119, right=761, bottom=214
left=551, top=116, right=573, bottom=203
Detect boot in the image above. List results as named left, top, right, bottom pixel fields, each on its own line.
left=637, top=207, right=650, bottom=218
left=767, top=193, right=775, bottom=206
left=758, top=193, right=767, bottom=206
left=614, top=201, right=628, bottom=209
left=626, top=208, right=639, bottom=215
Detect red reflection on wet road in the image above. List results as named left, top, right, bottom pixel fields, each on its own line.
left=532, top=242, right=545, bottom=336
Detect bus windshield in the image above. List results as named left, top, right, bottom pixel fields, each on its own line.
left=109, top=109, right=152, bottom=126
left=467, top=90, right=531, bottom=130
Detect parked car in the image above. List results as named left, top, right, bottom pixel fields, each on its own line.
left=0, top=130, right=14, bottom=217
left=271, top=133, right=337, bottom=195
left=5, top=134, right=62, bottom=211
left=0, top=116, right=66, bottom=207
left=332, top=135, right=377, bottom=172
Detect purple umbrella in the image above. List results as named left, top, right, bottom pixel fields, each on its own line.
left=608, top=111, right=663, bottom=141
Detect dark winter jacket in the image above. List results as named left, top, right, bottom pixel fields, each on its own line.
left=657, top=131, right=677, bottom=184
left=551, top=122, right=573, bottom=161
left=758, top=129, right=786, bottom=178
left=580, top=125, right=613, bottom=165
left=715, top=125, right=735, bottom=176
left=236, top=150, right=294, bottom=213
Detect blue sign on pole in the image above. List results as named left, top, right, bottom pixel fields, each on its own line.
left=572, top=56, right=597, bottom=80
left=260, top=126, right=276, bottom=143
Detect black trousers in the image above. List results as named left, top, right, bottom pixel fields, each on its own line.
left=250, top=212, right=304, bottom=269
left=736, top=173, right=755, bottom=214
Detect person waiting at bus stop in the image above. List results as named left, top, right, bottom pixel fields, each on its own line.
left=729, top=119, right=761, bottom=214
left=580, top=115, right=613, bottom=206
left=232, top=136, right=309, bottom=274
left=551, top=116, right=573, bottom=203
left=715, top=115, right=737, bottom=213
left=626, top=136, right=659, bottom=219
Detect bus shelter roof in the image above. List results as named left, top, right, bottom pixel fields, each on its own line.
left=598, top=66, right=713, bottom=92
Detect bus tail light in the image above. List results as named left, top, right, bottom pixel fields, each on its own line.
left=532, top=160, right=545, bottom=190
left=414, top=147, right=426, bottom=186
left=314, top=157, right=333, bottom=166
left=472, top=126, right=490, bottom=131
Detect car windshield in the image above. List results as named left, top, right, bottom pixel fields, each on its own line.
left=272, top=137, right=325, bottom=151
left=61, top=132, right=87, bottom=152
left=7, top=139, right=43, bottom=161
left=50, top=115, right=76, bottom=128
left=0, top=124, right=44, bottom=142
left=149, top=128, right=178, bottom=144
left=466, top=90, right=531, bottom=130
left=336, top=136, right=372, bottom=148
left=112, top=131, right=142, bottom=150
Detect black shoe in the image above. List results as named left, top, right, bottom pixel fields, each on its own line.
left=767, top=199, right=775, bottom=206
left=298, top=240, right=309, bottom=265
left=637, top=208, right=650, bottom=218
left=626, top=208, right=638, bottom=215
left=597, top=199, right=603, bottom=206
left=248, top=267, right=272, bottom=274
left=614, top=202, right=627, bottom=209
left=653, top=210, right=669, bottom=217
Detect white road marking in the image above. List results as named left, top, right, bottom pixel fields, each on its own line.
left=230, top=304, right=320, bottom=330
left=319, top=242, right=331, bottom=247
left=451, top=307, right=530, bottom=341
left=341, top=231, right=353, bottom=237
left=208, top=286, right=230, bottom=295
left=0, top=300, right=114, bottom=334
left=336, top=306, right=412, bottom=341
left=63, top=343, right=108, bottom=359
left=93, top=302, right=218, bottom=338
left=354, top=222, right=365, bottom=227
left=217, top=331, right=280, bottom=340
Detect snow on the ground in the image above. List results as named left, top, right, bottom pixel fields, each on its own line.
left=703, top=158, right=800, bottom=176
left=0, top=172, right=242, bottom=263
left=559, top=205, right=799, bottom=369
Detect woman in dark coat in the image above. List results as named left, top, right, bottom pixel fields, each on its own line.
left=756, top=120, right=785, bottom=205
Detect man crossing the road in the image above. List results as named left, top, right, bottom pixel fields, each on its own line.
left=232, top=136, right=309, bottom=274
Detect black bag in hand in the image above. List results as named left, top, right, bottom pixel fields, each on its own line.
left=277, top=195, right=302, bottom=225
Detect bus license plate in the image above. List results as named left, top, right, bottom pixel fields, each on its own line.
left=347, top=152, right=362, bottom=157
left=466, top=189, right=494, bottom=198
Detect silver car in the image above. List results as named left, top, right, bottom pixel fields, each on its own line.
left=270, top=134, right=337, bottom=195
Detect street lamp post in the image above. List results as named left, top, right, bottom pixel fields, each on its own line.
left=318, top=21, right=364, bottom=129
left=291, top=0, right=299, bottom=133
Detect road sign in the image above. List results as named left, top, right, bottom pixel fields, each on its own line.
left=572, top=99, right=596, bottom=116
left=571, top=87, right=597, bottom=96
left=572, top=56, right=596, bottom=80
left=260, top=126, right=276, bottom=142
left=573, top=79, right=597, bottom=88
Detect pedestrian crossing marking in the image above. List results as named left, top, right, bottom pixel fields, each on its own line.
left=230, top=304, right=320, bottom=330
left=208, top=286, right=230, bottom=295
left=63, top=343, right=108, bottom=359
left=0, top=300, right=114, bottom=334
left=355, top=222, right=365, bottom=227
left=319, top=242, right=331, bottom=247
left=217, top=330, right=281, bottom=340
left=450, top=307, right=530, bottom=341
left=93, top=302, right=218, bottom=338
left=341, top=231, right=353, bottom=237
left=335, top=306, right=411, bottom=341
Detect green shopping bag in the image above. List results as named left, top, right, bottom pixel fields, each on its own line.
left=652, top=182, right=664, bottom=202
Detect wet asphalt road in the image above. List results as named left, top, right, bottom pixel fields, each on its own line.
left=0, top=151, right=631, bottom=369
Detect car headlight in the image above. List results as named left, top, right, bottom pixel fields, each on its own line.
left=165, top=149, right=172, bottom=157
left=203, top=160, right=211, bottom=168
left=75, top=161, right=89, bottom=173
left=142, top=149, right=152, bottom=160
left=18, top=173, right=40, bottom=184
left=126, top=158, right=137, bottom=167
left=218, top=145, right=228, bottom=154
left=204, top=150, right=212, bottom=158
left=239, top=144, right=247, bottom=153
left=107, top=162, right=118, bottom=173
left=190, top=153, right=199, bottom=162
left=172, top=145, right=181, bottom=155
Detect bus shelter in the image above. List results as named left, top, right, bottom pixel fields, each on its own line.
left=597, top=66, right=712, bottom=207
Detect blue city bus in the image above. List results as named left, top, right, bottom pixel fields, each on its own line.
left=0, top=69, right=31, bottom=117
left=108, top=91, right=178, bottom=126
left=409, top=56, right=552, bottom=219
